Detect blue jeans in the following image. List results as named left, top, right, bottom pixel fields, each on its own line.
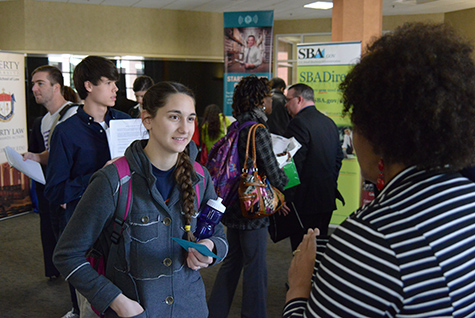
left=208, top=227, right=268, bottom=318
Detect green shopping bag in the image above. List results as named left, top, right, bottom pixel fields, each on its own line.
left=283, top=158, right=300, bottom=190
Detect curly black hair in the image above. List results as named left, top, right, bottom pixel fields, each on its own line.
left=232, top=75, right=270, bottom=117
left=340, top=22, right=475, bottom=171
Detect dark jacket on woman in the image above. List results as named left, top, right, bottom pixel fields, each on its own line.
left=221, top=107, right=288, bottom=230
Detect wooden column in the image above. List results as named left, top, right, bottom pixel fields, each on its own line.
left=332, top=0, right=383, bottom=50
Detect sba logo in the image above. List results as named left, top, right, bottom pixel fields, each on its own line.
left=298, top=48, right=325, bottom=59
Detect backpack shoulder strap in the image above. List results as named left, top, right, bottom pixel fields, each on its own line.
left=237, top=120, right=258, bottom=132
left=110, top=156, right=132, bottom=244
left=47, top=103, right=81, bottom=148
left=58, top=103, right=81, bottom=121
left=104, top=156, right=133, bottom=278
left=194, top=161, right=205, bottom=208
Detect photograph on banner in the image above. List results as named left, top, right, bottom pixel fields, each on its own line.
left=223, top=10, right=273, bottom=115
left=330, top=124, right=359, bottom=225
left=339, top=125, right=355, bottom=159
left=224, top=26, right=272, bottom=74
left=0, top=52, right=32, bottom=219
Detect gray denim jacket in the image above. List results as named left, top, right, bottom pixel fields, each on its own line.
left=54, top=140, right=228, bottom=318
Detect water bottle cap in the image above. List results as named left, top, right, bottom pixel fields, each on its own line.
left=206, top=197, right=226, bottom=213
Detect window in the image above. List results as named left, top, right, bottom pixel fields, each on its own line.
left=274, top=33, right=332, bottom=89
left=47, top=54, right=145, bottom=101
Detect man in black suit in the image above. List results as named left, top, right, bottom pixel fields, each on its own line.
left=283, top=83, right=344, bottom=250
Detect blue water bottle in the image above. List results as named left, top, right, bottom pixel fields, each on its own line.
left=194, top=197, right=226, bottom=241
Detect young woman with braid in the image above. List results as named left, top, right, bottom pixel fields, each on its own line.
left=53, top=82, right=228, bottom=318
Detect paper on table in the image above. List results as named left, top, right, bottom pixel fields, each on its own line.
left=171, top=237, right=222, bottom=260
left=3, top=146, right=45, bottom=184
left=109, top=119, right=149, bottom=159
left=271, top=134, right=302, bottom=168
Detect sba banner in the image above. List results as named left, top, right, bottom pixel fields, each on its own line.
left=223, top=11, right=273, bottom=115
left=0, top=52, right=31, bottom=219
left=297, top=42, right=361, bottom=225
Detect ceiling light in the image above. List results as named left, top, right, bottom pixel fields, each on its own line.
left=304, top=1, right=333, bottom=10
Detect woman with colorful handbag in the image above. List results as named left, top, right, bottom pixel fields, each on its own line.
left=208, top=75, right=288, bottom=318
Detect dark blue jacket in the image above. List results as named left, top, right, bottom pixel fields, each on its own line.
left=45, top=106, right=130, bottom=214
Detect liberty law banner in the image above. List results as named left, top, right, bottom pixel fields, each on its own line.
left=223, top=10, right=273, bottom=115
left=0, top=52, right=32, bottom=219
left=297, top=42, right=361, bottom=225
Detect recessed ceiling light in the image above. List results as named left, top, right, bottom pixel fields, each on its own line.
left=304, top=1, right=333, bottom=10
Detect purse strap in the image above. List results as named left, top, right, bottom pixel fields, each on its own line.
left=243, top=123, right=266, bottom=172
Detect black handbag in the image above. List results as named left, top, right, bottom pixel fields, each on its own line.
left=268, top=202, right=304, bottom=243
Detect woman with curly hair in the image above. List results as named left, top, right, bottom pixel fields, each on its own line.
left=208, top=75, right=288, bottom=318
left=200, top=104, right=231, bottom=154
left=284, top=23, right=475, bottom=317
left=54, top=82, right=228, bottom=318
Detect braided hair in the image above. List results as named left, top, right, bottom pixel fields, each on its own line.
left=142, top=81, right=198, bottom=242
left=174, top=151, right=197, bottom=242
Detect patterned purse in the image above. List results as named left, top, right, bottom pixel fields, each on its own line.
left=238, top=124, right=284, bottom=219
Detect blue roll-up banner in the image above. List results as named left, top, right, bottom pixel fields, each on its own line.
left=223, top=11, right=274, bottom=115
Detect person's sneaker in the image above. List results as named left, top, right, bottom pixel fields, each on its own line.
left=61, top=308, right=79, bottom=318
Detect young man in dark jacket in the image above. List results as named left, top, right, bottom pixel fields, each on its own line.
left=45, top=56, right=130, bottom=318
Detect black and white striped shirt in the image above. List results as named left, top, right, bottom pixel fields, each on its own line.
left=283, top=166, right=475, bottom=318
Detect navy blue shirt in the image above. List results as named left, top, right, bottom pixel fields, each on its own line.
left=45, top=106, right=130, bottom=212
left=151, top=164, right=176, bottom=203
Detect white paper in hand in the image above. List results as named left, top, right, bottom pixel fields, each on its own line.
left=109, top=119, right=148, bottom=159
left=3, top=146, right=45, bottom=184
left=271, top=134, right=302, bottom=168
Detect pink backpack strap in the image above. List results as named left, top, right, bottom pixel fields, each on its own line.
left=194, top=161, right=205, bottom=208
left=111, top=156, right=132, bottom=243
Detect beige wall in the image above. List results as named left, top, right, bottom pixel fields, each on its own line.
left=445, top=8, right=475, bottom=41
left=1, top=0, right=474, bottom=61
left=274, top=18, right=332, bottom=35
left=0, top=1, right=26, bottom=51
left=382, top=13, right=444, bottom=31
left=274, top=13, right=444, bottom=36
left=1, top=0, right=224, bottom=61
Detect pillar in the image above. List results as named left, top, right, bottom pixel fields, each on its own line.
left=332, top=0, right=383, bottom=50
